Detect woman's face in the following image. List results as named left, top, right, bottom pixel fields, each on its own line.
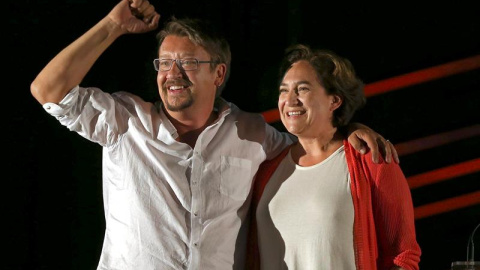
left=278, top=60, right=341, bottom=138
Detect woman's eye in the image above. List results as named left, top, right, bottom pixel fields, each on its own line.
left=298, top=87, right=308, bottom=91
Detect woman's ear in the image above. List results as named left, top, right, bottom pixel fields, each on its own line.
left=330, top=95, right=343, bottom=111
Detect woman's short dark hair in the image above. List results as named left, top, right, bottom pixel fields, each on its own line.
left=279, top=44, right=366, bottom=127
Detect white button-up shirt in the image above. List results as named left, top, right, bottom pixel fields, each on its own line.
left=43, top=86, right=293, bottom=270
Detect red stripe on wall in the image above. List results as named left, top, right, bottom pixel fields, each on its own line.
left=395, top=125, right=480, bottom=156
left=365, top=55, right=480, bottom=97
left=414, top=191, right=480, bottom=220
left=407, top=158, right=480, bottom=189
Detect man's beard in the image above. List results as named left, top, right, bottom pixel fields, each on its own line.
left=162, top=79, right=194, bottom=111
left=165, top=94, right=194, bottom=111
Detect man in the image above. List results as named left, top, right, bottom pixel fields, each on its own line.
left=31, top=0, right=397, bottom=269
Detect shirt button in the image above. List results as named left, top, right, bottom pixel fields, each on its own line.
left=194, top=242, right=198, bottom=247
left=193, top=212, right=198, bottom=216
left=45, top=105, right=51, bottom=110
left=192, top=181, right=197, bottom=185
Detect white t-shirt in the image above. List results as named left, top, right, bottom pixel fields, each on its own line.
left=256, top=145, right=355, bottom=270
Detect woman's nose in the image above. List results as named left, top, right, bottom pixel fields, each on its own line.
left=285, top=91, right=299, bottom=105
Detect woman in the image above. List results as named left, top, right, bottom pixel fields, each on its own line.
left=247, top=45, right=421, bottom=270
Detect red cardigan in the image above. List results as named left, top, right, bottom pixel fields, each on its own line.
left=247, top=140, right=421, bottom=270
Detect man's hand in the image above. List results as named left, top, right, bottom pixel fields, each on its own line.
left=346, top=123, right=399, bottom=164
left=108, top=0, right=160, bottom=34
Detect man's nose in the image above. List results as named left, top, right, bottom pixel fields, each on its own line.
left=166, top=60, right=184, bottom=78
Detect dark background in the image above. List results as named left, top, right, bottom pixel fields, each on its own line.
left=7, top=0, right=479, bottom=269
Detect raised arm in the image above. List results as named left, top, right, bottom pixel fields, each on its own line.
left=30, top=0, right=160, bottom=105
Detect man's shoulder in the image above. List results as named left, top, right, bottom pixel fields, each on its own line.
left=224, top=100, right=266, bottom=122
left=110, top=91, right=155, bottom=107
left=112, top=91, right=148, bottom=101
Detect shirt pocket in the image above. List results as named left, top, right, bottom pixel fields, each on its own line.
left=220, top=156, right=252, bottom=201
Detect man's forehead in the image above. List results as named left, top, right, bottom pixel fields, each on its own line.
left=159, top=35, right=208, bottom=57
left=160, top=36, right=195, bottom=49
left=158, top=51, right=196, bottom=58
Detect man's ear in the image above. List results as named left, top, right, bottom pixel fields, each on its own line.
left=214, top=63, right=227, bottom=87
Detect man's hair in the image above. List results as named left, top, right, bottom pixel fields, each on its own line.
left=278, top=44, right=366, bottom=127
left=157, top=17, right=231, bottom=97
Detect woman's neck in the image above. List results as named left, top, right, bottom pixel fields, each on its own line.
left=292, top=129, right=344, bottom=167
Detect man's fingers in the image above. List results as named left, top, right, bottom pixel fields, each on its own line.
left=367, top=136, right=380, bottom=164
left=147, top=13, right=160, bottom=25
left=354, top=129, right=380, bottom=163
left=128, top=0, right=142, bottom=18
left=381, top=139, right=392, bottom=163
left=387, top=140, right=400, bottom=164
left=345, top=124, right=401, bottom=164
left=142, top=5, right=156, bottom=22
left=347, top=133, right=368, bottom=155
left=129, top=0, right=156, bottom=21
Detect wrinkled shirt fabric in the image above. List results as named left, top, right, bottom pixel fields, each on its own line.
left=43, top=86, right=293, bottom=270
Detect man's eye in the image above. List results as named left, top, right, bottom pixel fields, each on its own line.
left=182, top=59, right=196, bottom=65
left=159, top=60, right=171, bottom=67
